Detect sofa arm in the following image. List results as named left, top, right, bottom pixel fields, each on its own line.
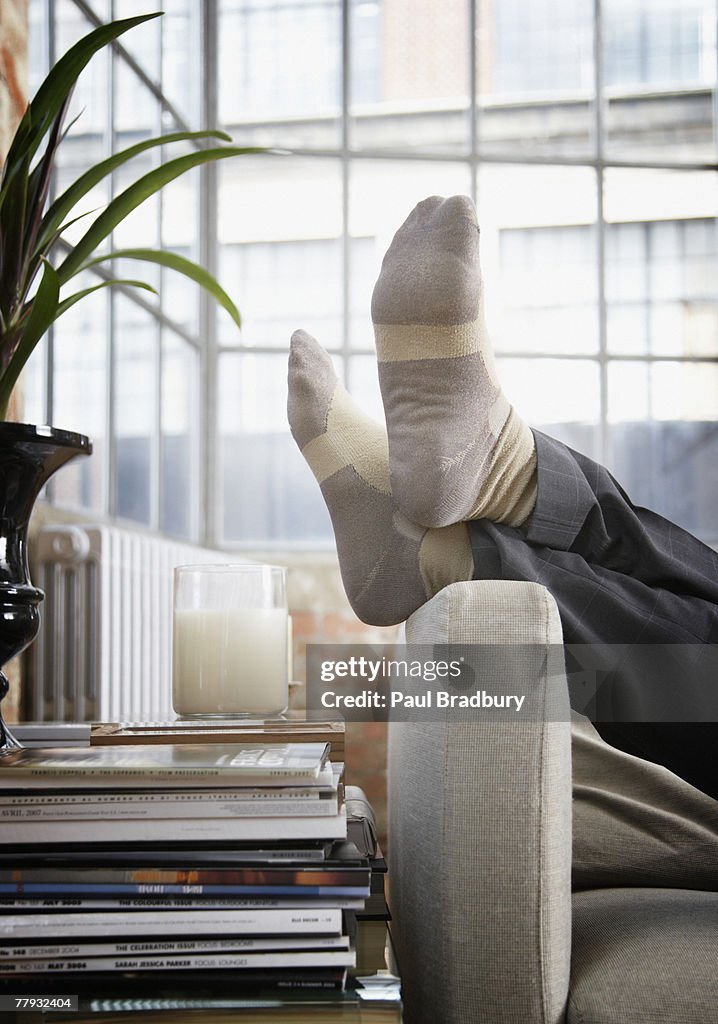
left=388, top=580, right=572, bottom=1024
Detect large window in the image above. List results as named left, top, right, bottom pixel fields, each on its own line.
left=27, top=0, right=204, bottom=541
left=29, top=0, right=718, bottom=547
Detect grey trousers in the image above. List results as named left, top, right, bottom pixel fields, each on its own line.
left=469, top=430, right=718, bottom=800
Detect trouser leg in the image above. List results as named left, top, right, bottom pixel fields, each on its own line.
left=572, top=712, right=718, bottom=888
left=469, top=430, right=718, bottom=798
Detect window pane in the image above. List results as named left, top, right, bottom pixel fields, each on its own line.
left=347, top=354, right=383, bottom=421
left=480, top=0, right=595, bottom=158
left=498, top=357, right=601, bottom=459
left=112, top=152, right=161, bottom=253
left=348, top=161, right=472, bottom=347
left=161, top=1, right=202, bottom=124
left=218, top=0, right=341, bottom=148
left=351, top=0, right=470, bottom=154
left=605, top=169, right=718, bottom=356
left=28, top=0, right=49, bottom=91
left=53, top=8, right=108, bottom=220
left=161, top=334, right=199, bottom=540
left=608, top=361, right=718, bottom=542
left=50, top=285, right=108, bottom=513
left=114, top=298, right=158, bottom=526
left=479, top=165, right=598, bottom=355
left=56, top=0, right=109, bottom=141
left=218, top=156, right=343, bottom=349
left=218, top=352, right=332, bottom=544
left=161, top=165, right=201, bottom=334
left=113, top=9, right=162, bottom=135
left=22, top=338, right=47, bottom=428
left=603, top=0, right=716, bottom=161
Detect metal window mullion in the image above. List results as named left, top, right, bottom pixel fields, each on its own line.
left=713, top=2, right=718, bottom=159
left=45, top=0, right=57, bottom=432
left=644, top=224, right=654, bottom=420
left=154, top=326, right=163, bottom=535
left=107, top=6, right=118, bottom=519
left=594, top=0, right=609, bottom=467
left=230, top=142, right=718, bottom=173
left=341, top=0, right=351, bottom=387
left=713, top=0, right=718, bottom=342
left=201, top=0, right=220, bottom=547
left=191, top=342, right=718, bottom=365
left=152, top=24, right=164, bottom=537
left=470, top=0, right=479, bottom=207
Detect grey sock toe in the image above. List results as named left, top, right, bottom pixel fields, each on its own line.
left=372, top=195, right=536, bottom=528
left=372, top=195, right=480, bottom=327
left=287, top=329, right=337, bottom=449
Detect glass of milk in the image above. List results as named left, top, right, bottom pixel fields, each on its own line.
left=172, top=564, right=288, bottom=717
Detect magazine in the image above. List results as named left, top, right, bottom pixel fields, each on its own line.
left=0, top=743, right=330, bottom=789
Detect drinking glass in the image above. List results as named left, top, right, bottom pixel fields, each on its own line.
left=172, top=564, right=288, bottom=717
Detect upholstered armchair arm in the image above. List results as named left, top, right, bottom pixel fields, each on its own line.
left=387, top=580, right=572, bottom=1024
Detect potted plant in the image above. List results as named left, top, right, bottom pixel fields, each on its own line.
left=0, top=12, right=255, bottom=750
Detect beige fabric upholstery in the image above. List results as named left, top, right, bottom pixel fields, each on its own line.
left=389, top=580, right=572, bottom=1024
left=389, top=580, right=718, bottom=1024
left=569, top=889, right=718, bottom=1024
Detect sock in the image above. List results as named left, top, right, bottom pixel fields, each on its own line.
left=371, top=194, right=537, bottom=530
left=287, top=329, right=473, bottom=627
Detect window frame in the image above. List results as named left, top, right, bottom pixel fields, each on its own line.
left=31, top=0, right=718, bottom=549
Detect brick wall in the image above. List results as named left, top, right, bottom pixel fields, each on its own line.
left=382, top=0, right=468, bottom=103
left=0, top=0, right=27, bottom=428
left=0, top=0, right=28, bottom=405
left=0, top=0, right=27, bottom=162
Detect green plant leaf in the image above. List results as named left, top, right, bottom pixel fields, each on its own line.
left=0, top=150, right=30, bottom=322
left=0, top=261, right=59, bottom=419
left=81, top=248, right=242, bottom=329
left=56, top=146, right=263, bottom=285
left=35, top=130, right=233, bottom=257
left=56, top=278, right=157, bottom=319
left=24, top=96, right=73, bottom=258
left=1, top=14, right=161, bottom=199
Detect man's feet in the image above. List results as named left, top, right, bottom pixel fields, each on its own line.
left=371, top=195, right=537, bottom=529
left=287, top=329, right=473, bottom=626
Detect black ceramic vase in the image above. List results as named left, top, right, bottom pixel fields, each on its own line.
left=0, top=423, right=92, bottom=752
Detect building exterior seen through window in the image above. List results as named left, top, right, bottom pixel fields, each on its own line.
left=26, top=0, right=718, bottom=548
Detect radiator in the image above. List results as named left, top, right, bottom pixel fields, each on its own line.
left=28, top=525, right=228, bottom=723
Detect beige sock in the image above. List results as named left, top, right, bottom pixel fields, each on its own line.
left=287, top=329, right=473, bottom=626
left=372, top=194, right=537, bottom=530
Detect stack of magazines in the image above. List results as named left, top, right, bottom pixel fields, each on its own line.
left=0, top=741, right=373, bottom=1002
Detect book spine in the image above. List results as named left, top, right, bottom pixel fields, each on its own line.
left=0, top=883, right=370, bottom=898
left=0, top=949, right=356, bottom=974
left=0, top=967, right=348, bottom=994
left=0, top=787, right=337, bottom=808
left=0, top=844, right=333, bottom=864
left=0, top=907, right=343, bottom=940
left=0, top=868, right=365, bottom=886
left=0, top=811, right=346, bottom=844
left=0, top=799, right=338, bottom=820
left=0, top=896, right=366, bottom=911
left=0, top=935, right=350, bottom=960
left=6, top=768, right=325, bottom=788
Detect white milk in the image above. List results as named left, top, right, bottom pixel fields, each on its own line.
left=172, top=607, right=288, bottom=716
